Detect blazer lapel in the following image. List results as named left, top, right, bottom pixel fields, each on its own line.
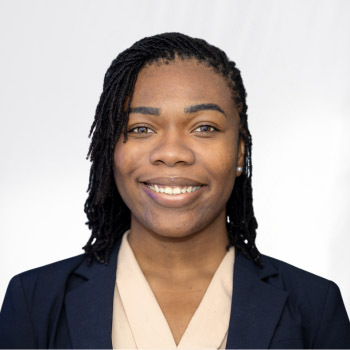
left=64, top=237, right=287, bottom=349
left=226, top=250, right=289, bottom=349
left=65, top=237, right=123, bottom=349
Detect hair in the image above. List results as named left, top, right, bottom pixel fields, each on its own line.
left=83, top=32, right=262, bottom=267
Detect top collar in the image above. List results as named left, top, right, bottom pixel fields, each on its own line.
left=66, top=233, right=287, bottom=349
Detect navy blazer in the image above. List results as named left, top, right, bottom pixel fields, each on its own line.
left=1, top=236, right=350, bottom=349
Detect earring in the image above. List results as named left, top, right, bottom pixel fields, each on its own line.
left=237, top=166, right=243, bottom=172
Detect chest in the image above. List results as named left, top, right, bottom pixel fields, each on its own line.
left=149, top=280, right=211, bottom=345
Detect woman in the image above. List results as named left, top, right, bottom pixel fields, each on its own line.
left=1, top=32, right=349, bottom=349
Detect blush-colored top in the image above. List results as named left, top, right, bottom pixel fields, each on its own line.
left=112, top=230, right=235, bottom=349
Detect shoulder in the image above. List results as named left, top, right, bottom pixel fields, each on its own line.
left=261, top=253, right=331, bottom=285
left=0, top=255, right=87, bottom=348
left=14, top=253, right=86, bottom=281
left=5, top=254, right=87, bottom=304
left=259, top=254, right=347, bottom=326
left=260, top=253, right=339, bottom=302
left=259, top=254, right=350, bottom=347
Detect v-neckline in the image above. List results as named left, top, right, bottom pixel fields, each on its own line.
left=115, top=230, right=234, bottom=349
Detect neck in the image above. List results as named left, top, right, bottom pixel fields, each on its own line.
left=127, top=214, right=230, bottom=283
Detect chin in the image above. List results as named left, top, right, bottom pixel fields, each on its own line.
left=140, top=213, right=206, bottom=239
left=152, top=227, right=196, bottom=239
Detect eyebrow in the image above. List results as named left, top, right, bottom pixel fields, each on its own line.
left=184, top=103, right=226, bottom=117
left=128, top=103, right=226, bottom=118
left=129, top=106, right=160, bottom=116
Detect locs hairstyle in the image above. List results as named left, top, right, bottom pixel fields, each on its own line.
left=83, top=32, right=262, bottom=267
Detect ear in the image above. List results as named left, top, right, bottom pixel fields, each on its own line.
left=236, top=136, right=245, bottom=177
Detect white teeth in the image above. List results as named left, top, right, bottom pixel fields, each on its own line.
left=146, top=184, right=201, bottom=195
left=172, top=187, right=181, bottom=194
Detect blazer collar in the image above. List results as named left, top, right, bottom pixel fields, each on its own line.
left=65, top=237, right=122, bottom=349
left=65, top=238, right=288, bottom=349
left=226, top=251, right=289, bottom=349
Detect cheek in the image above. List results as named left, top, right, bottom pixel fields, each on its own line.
left=113, top=147, right=137, bottom=193
left=113, top=143, right=144, bottom=211
left=202, top=144, right=237, bottom=201
left=113, top=150, right=127, bottom=178
left=213, top=154, right=236, bottom=187
left=113, top=141, right=141, bottom=178
left=203, top=142, right=237, bottom=180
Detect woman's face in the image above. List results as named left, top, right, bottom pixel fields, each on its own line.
left=113, top=58, right=244, bottom=238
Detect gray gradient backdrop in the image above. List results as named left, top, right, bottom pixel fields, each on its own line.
left=1, top=0, right=349, bottom=313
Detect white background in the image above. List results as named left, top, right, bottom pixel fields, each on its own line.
left=0, top=0, right=349, bottom=313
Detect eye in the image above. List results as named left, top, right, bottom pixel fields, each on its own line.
left=193, top=125, right=218, bottom=133
left=128, top=125, right=155, bottom=134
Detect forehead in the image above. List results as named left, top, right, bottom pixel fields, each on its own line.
left=131, top=58, right=236, bottom=117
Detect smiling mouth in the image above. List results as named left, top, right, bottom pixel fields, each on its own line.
left=143, top=183, right=203, bottom=195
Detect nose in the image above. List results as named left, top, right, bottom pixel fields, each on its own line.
left=149, top=127, right=195, bottom=167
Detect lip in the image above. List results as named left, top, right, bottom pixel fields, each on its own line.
left=140, top=182, right=206, bottom=208
left=140, top=176, right=205, bottom=186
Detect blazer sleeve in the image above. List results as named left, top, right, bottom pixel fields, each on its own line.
left=313, top=281, right=350, bottom=349
left=0, top=275, right=37, bottom=348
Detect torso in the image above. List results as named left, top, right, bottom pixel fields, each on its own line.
left=147, top=276, right=212, bottom=345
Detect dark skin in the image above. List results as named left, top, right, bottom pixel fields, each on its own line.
left=113, top=58, right=244, bottom=344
